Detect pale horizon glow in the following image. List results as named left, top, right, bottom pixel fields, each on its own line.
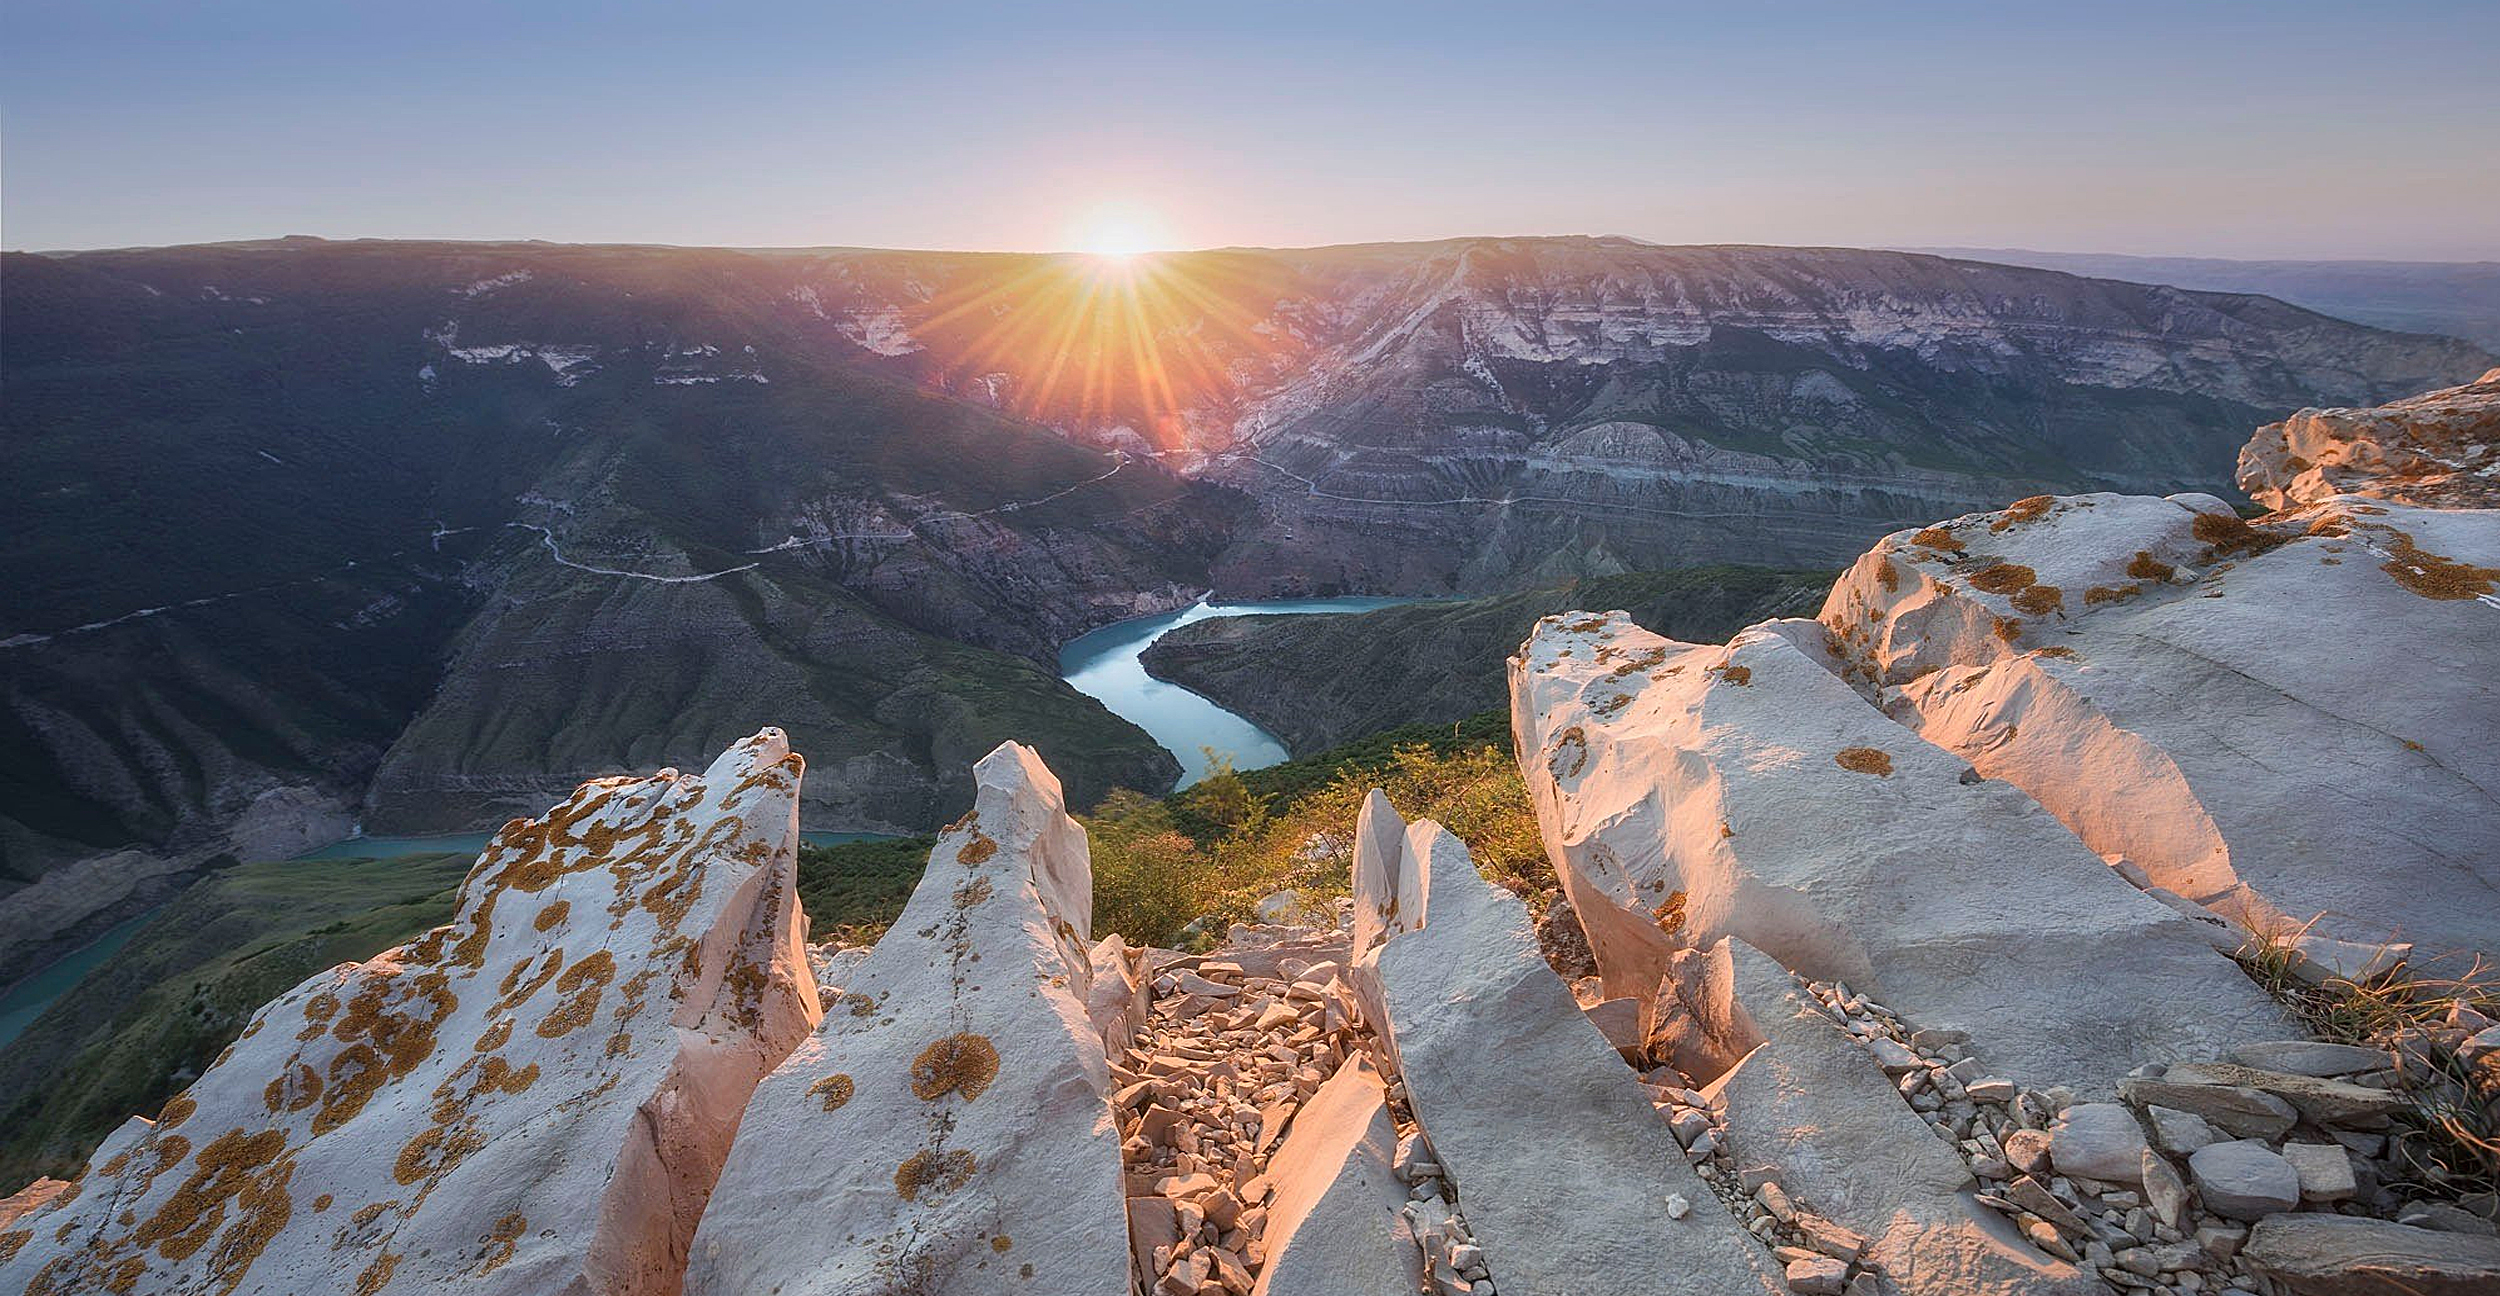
left=4, top=1, right=2497, bottom=261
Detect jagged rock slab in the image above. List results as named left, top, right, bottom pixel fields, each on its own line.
left=1509, top=611, right=2292, bottom=1092
left=1350, top=794, right=1781, bottom=1296
left=686, top=742, right=1127, bottom=1296
left=1710, top=938, right=2099, bottom=1296
left=1822, top=469, right=2500, bottom=958
left=2239, top=367, right=2500, bottom=511
left=0, top=730, right=822, bottom=1295
left=1251, top=1053, right=1418, bottom=1296
left=2244, top=1212, right=2500, bottom=1294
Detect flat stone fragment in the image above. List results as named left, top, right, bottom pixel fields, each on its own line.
left=1711, top=938, right=2098, bottom=1296
left=2227, top=1040, right=2393, bottom=1077
left=2143, top=1105, right=2221, bottom=1156
left=2118, top=1078, right=2299, bottom=1139
left=0, top=730, right=824, bottom=1296
left=2279, top=1142, right=2358, bottom=1204
left=2141, top=1150, right=2190, bottom=1231
left=2244, top=1212, right=2500, bottom=1295
left=2187, top=1141, right=2301, bottom=1221
left=1351, top=796, right=1782, bottom=1296
left=688, top=742, right=1131, bottom=1296
left=1252, top=1054, right=1421, bottom=1296
left=2161, top=1062, right=2408, bottom=1127
left=2050, top=1103, right=2149, bottom=1185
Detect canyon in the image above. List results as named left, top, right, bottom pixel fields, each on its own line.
left=3, top=373, right=2493, bottom=1294
left=4, top=235, right=2492, bottom=1005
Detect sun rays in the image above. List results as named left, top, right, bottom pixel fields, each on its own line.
left=901, top=244, right=1301, bottom=454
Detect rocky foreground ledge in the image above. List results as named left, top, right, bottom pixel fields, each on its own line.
left=4, top=376, right=2498, bottom=1294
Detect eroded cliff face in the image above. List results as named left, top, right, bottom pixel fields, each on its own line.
left=8, top=376, right=2498, bottom=1294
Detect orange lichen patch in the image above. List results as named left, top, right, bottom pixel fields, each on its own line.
left=2192, top=510, right=2284, bottom=558
left=1705, top=662, right=1752, bottom=687
left=1876, top=559, right=1900, bottom=592
left=1911, top=527, right=1963, bottom=553
left=1653, top=891, right=1687, bottom=936
left=312, top=1195, right=333, bottom=1213
left=2126, top=550, right=2175, bottom=581
left=354, top=1248, right=400, bottom=1296
left=2403, top=739, right=2425, bottom=752
left=301, top=992, right=341, bottom=1025
left=350, top=1201, right=391, bottom=1229
left=2305, top=514, right=2351, bottom=537
left=953, top=877, right=994, bottom=908
left=132, top=1127, right=293, bottom=1279
left=2031, top=645, right=2077, bottom=660
left=1993, top=617, right=2023, bottom=643
left=894, top=1149, right=976, bottom=1203
left=910, top=1034, right=1001, bottom=1103
left=532, top=901, right=571, bottom=932
left=158, top=1094, right=197, bottom=1128
left=263, top=1062, right=323, bottom=1116
left=1593, top=692, right=1632, bottom=716
left=473, top=1019, right=514, bottom=1054
left=476, top=1212, right=528, bottom=1276
left=1967, top=563, right=2037, bottom=595
left=535, top=949, right=616, bottom=1039
left=2378, top=530, right=2499, bottom=599
left=958, top=833, right=999, bottom=866
left=1563, top=614, right=1610, bottom=633
left=1991, top=495, right=2055, bottom=531
left=840, top=992, right=877, bottom=1018
left=1549, top=726, right=1589, bottom=779
left=2009, top=584, right=2064, bottom=616
left=2084, top=584, right=2139, bottom=606
left=991, top=1235, right=1013, bottom=1253
left=0, top=1230, right=29, bottom=1263
left=1719, top=821, right=1735, bottom=839
left=808, top=1074, right=857, bottom=1112
left=393, top=1121, right=487, bottom=1188
left=1835, top=747, right=1894, bottom=777
left=1605, top=646, right=1668, bottom=679
left=314, top=1047, right=389, bottom=1137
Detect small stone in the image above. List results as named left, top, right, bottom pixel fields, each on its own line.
left=2140, top=1150, right=2190, bottom=1232
left=2025, top=1218, right=2078, bottom=1261
left=2004, top=1128, right=2055, bottom=1175
left=2141, top=1105, right=2220, bottom=1157
left=1739, top=1164, right=1782, bottom=1193
left=2008, top=1177, right=2092, bottom=1238
left=1757, top=1181, right=1797, bottom=1223
left=1784, top=1255, right=1848, bottom=1295
left=2279, top=1141, right=2358, bottom=1204
left=1665, top=1193, right=1691, bottom=1220
left=2187, top=1141, right=2300, bottom=1221
left=1669, top=1107, right=1712, bottom=1148
left=2118, top=1078, right=2298, bottom=1140
left=1865, top=1035, right=1921, bottom=1075
left=1967, top=1077, right=2018, bottom=1103
left=1797, top=1214, right=1868, bottom=1264
left=2246, top=1213, right=2500, bottom=1291
left=2051, top=1103, right=2149, bottom=1185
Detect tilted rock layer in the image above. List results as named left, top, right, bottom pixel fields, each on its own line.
left=0, top=729, right=821, bottom=1295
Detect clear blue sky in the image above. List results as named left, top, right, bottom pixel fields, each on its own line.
left=5, top=0, right=2495, bottom=257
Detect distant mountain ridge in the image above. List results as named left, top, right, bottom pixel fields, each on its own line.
left=1910, top=246, right=2500, bottom=349
left=3, top=234, right=2489, bottom=990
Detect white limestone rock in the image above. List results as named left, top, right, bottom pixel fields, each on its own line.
left=0, top=730, right=823, bottom=1295
left=2238, top=367, right=2500, bottom=512
left=1509, top=611, right=2292, bottom=1092
left=1251, top=1053, right=1421, bottom=1296
left=1350, top=794, right=1782, bottom=1296
left=1822, top=447, right=2500, bottom=961
left=685, top=742, right=1129, bottom=1296
left=1710, top=938, right=2099, bottom=1295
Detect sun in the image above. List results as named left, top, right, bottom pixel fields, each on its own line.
left=1066, top=201, right=1173, bottom=260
